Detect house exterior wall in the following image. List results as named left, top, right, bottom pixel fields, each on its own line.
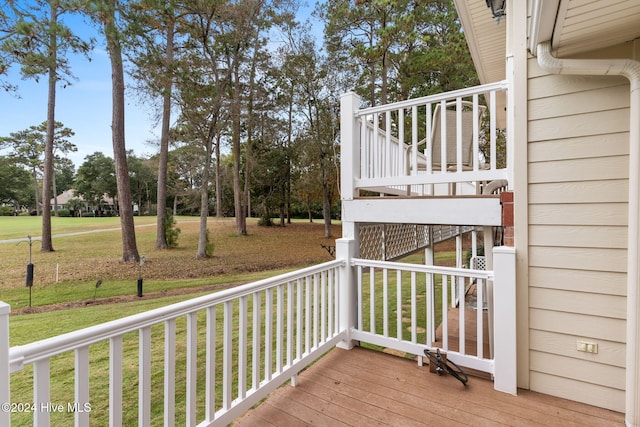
left=525, top=44, right=633, bottom=412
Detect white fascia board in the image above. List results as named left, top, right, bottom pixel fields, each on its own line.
left=342, top=198, right=503, bottom=226
left=529, top=0, right=561, bottom=55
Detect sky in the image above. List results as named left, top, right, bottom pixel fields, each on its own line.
left=1, top=22, right=161, bottom=167
left=0, top=3, right=320, bottom=168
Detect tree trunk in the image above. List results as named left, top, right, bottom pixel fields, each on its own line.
left=321, top=162, right=332, bottom=238
left=40, top=0, right=57, bottom=252
left=286, top=89, right=293, bottom=224
left=197, top=139, right=213, bottom=259
left=232, top=124, right=246, bottom=234
left=52, top=172, right=58, bottom=217
left=104, top=0, right=139, bottom=263
left=231, top=64, right=246, bottom=235
left=155, top=16, right=175, bottom=249
left=32, top=167, right=40, bottom=216
left=215, top=133, right=222, bottom=218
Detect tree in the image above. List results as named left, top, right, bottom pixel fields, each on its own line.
left=206, top=0, right=290, bottom=236
left=125, top=0, right=180, bottom=248
left=90, top=0, right=139, bottom=262
left=54, top=156, right=75, bottom=196
left=75, top=152, right=116, bottom=210
left=321, top=0, right=476, bottom=106
left=0, top=155, right=33, bottom=210
left=127, top=150, right=155, bottom=215
left=250, top=113, right=290, bottom=225
left=3, top=0, right=92, bottom=251
left=34, top=120, right=77, bottom=216
left=0, top=127, right=44, bottom=215
left=1, top=121, right=77, bottom=216
left=279, top=30, right=341, bottom=237
left=0, top=6, right=18, bottom=92
left=171, top=0, right=228, bottom=258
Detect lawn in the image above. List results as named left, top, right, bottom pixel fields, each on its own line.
left=0, top=216, right=341, bottom=310
left=2, top=215, right=342, bottom=425
left=2, top=215, right=462, bottom=426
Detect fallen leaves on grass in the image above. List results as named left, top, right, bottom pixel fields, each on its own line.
left=0, top=219, right=341, bottom=289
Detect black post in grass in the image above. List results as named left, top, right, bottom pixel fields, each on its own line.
left=137, top=256, right=145, bottom=297
left=94, top=279, right=102, bottom=300
left=18, top=235, right=40, bottom=307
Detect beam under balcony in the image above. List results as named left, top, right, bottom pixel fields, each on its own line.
left=342, top=196, right=503, bottom=226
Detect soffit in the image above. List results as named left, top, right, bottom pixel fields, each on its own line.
left=454, top=0, right=506, bottom=84
left=550, top=0, right=640, bottom=56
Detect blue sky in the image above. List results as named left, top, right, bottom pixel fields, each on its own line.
left=1, top=3, right=320, bottom=168
left=1, top=20, right=161, bottom=167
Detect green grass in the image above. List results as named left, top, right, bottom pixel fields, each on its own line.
left=1, top=268, right=299, bottom=311
left=8, top=278, right=332, bottom=426
left=1, top=216, right=343, bottom=425
left=0, top=215, right=159, bottom=241
left=2, top=216, right=463, bottom=425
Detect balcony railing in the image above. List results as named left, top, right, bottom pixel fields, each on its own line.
left=340, top=81, right=510, bottom=197
left=351, top=258, right=494, bottom=373
left=1, top=247, right=516, bottom=426
left=2, top=261, right=345, bottom=427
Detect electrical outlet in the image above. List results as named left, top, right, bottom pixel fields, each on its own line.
left=577, top=340, right=598, bottom=354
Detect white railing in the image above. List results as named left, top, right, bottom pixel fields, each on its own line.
left=2, top=261, right=344, bottom=427
left=1, top=247, right=518, bottom=426
left=341, top=81, right=509, bottom=197
left=347, top=246, right=517, bottom=395
left=350, top=258, right=494, bottom=374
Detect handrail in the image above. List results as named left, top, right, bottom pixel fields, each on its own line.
left=347, top=80, right=509, bottom=197
left=356, top=80, right=508, bottom=116
left=351, top=258, right=493, bottom=280
left=9, top=260, right=344, bottom=373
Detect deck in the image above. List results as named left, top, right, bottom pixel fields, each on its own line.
left=233, top=346, right=624, bottom=426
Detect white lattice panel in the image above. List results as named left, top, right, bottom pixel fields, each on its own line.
left=359, top=224, right=477, bottom=261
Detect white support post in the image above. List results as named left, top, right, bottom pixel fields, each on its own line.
left=340, top=92, right=361, bottom=201
left=484, top=226, right=495, bottom=357
left=492, top=246, right=517, bottom=395
left=336, top=238, right=357, bottom=350
left=425, top=228, right=436, bottom=341
left=454, top=231, right=463, bottom=307
left=0, top=302, right=9, bottom=427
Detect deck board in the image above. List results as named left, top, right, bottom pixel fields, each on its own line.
left=233, top=346, right=624, bottom=426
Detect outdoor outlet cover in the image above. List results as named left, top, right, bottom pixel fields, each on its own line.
left=577, top=340, right=598, bottom=354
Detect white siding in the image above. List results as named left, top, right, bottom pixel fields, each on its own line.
left=526, top=55, right=629, bottom=412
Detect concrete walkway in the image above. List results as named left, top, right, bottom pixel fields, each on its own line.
left=0, top=223, right=157, bottom=245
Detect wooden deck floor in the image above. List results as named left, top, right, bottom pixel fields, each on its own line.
left=233, top=346, right=624, bottom=426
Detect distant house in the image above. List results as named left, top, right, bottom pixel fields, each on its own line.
left=49, top=189, right=115, bottom=216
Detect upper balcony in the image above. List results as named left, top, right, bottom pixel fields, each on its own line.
left=340, top=81, right=511, bottom=226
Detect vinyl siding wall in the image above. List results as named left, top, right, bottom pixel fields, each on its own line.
left=526, top=55, right=629, bottom=412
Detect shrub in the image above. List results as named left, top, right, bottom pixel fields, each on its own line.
left=163, top=209, right=181, bottom=248
left=0, top=206, right=15, bottom=216
left=83, top=211, right=95, bottom=217
left=258, top=215, right=273, bottom=227
left=57, top=209, right=71, bottom=217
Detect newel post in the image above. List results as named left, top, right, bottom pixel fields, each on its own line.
left=336, top=238, right=357, bottom=350
left=492, top=246, right=517, bottom=395
left=0, top=302, right=10, bottom=427
left=340, top=92, right=361, bottom=201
